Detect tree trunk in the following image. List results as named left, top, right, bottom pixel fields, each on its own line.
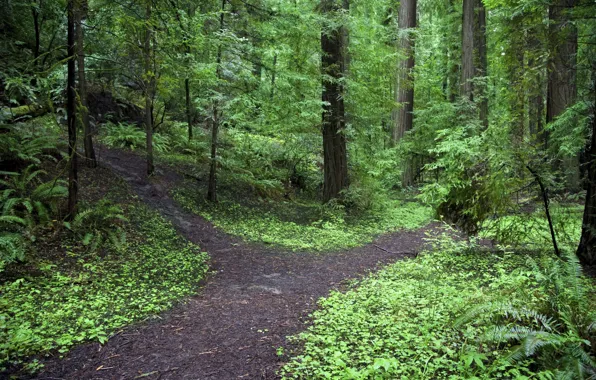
left=528, top=34, right=546, bottom=149
left=144, top=1, right=154, bottom=176
left=31, top=1, right=41, bottom=71
left=474, top=0, right=488, bottom=128
left=207, top=0, right=226, bottom=203
left=391, top=0, right=417, bottom=187
left=576, top=66, right=596, bottom=266
left=185, top=77, right=192, bottom=140
left=75, top=0, right=96, bottom=168
left=446, top=0, right=459, bottom=103
left=391, top=0, right=416, bottom=144
left=270, top=54, right=277, bottom=100
left=67, top=0, right=78, bottom=218
left=547, top=0, right=578, bottom=190
left=461, top=0, right=474, bottom=99
left=321, top=0, right=349, bottom=203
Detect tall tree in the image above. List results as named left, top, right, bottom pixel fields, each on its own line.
left=67, top=0, right=77, bottom=217
left=547, top=0, right=578, bottom=189
left=75, top=0, right=96, bottom=168
left=320, top=0, right=349, bottom=202
left=461, top=0, right=474, bottom=99
left=207, top=0, right=226, bottom=202
left=144, top=0, right=155, bottom=176
left=391, top=0, right=417, bottom=143
left=446, top=0, right=460, bottom=103
left=577, top=65, right=595, bottom=266
left=474, top=0, right=488, bottom=127
left=391, top=0, right=417, bottom=187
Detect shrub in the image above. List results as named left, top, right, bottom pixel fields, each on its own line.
left=63, top=200, right=128, bottom=252
left=102, top=122, right=145, bottom=150
left=456, top=252, right=596, bottom=378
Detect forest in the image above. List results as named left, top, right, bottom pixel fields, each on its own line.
left=0, top=0, right=595, bottom=378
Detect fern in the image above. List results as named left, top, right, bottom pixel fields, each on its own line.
left=457, top=252, right=596, bottom=378
left=102, top=122, right=145, bottom=150
left=0, top=124, right=61, bottom=165
left=64, top=200, right=128, bottom=252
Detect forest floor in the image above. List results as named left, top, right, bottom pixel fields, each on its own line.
left=32, top=147, right=444, bottom=380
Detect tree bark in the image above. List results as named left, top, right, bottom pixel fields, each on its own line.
left=528, top=34, right=546, bottom=149
left=31, top=1, right=41, bottom=71
left=144, top=1, right=154, bottom=176
left=207, top=0, right=226, bottom=202
left=461, top=0, right=474, bottom=99
left=320, top=0, right=349, bottom=203
left=67, top=0, right=78, bottom=218
left=391, top=0, right=416, bottom=144
left=391, top=0, right=417, bottom=187
left=185, top=77, right=192, bottom=140
left=576, top=66, right=596, bottom=266
left=75, top=0, right=96, bottom=168
left=547, top=0, right=578, bottom=190
left=446, top=0, right=459, bottom=103
left=474, top=0, right=488, bottom=128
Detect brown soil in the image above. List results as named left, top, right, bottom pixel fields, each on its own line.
left=28, top=147, right=443, bottom=380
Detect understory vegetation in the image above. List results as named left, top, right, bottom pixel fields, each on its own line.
left=0, top=120, right=209, bottom=372
left=1, top=0, right=595, bottom=377
left=281, top=240, right=596, bottom=379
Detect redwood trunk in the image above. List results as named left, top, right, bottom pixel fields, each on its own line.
left=577, top=68, right=596, bottom=266
left=321, top=0, right=349, bottom=202
left=67, top=0, right=78, bottom=218
left=207, top=0, right=226, bottom=202
left=391, top=0, right=417, bottom=187
left=474, top=0, right=488, bottom=128
left=461, top=0, right=474, bottom=99
left=547, top=0, right=578, bottom=190
left=75, top=0, right=96, bottom=168
left=392, top=0, right=416, bottom=144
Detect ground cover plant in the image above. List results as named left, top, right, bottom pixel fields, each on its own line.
left=1, top=0, right=595, bottom=377
left=0, top=202, right=209, bottom=372
left=280, top=239, right=596, bottom=379
left=173, top=183, right=432, bottom=251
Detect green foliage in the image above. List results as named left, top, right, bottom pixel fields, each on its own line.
left=0, top=166, right=67, bottom=270
left=0, top=166, right=67, bottom=227
left=456, top=252, right=596, bottom=378
left=482, top=202, right=583, bottom=251
left=0, top=203, right=209, bottom=371
left=102, top=122, right=172, bottom=153
left=281, top=239, right=556, bottom=379
left=174, top=184, right=432, bottom=251
left=102, top=122, right=146, bottom=150
left=63, top=200, right=128, bottom=252
left=0, top=118, right=62, bottom=165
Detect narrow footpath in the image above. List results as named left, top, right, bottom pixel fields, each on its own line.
left=36, top=147, right=437, bottom=380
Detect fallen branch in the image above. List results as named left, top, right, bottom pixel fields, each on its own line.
left=373, top=245, right=418, bottom=257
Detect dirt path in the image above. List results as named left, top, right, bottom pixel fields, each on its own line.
left=35, top=147, right=439, bottom=380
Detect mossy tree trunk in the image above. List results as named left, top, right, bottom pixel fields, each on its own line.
left=320, top=0, right=349, bottom=203
left=75, top=0, right=96, bottom=168
left=67, top=0, right=78, bottom=218
left=144, top=0, right=154, bottom=176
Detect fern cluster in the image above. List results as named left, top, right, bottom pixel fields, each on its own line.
left=102, top=122, right=170, bottom=153
left=456, top=252, right=596, bottom=379
left=0, top=165, right=67, bottom=270
left=0, top=123, right=61, bottom=165
left=63, top=200, right=128, bottom=252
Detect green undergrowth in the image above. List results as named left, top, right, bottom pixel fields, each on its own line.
left=481, top=203, right=583, bottom=251
left=280, top=238, right=595, bottom=379
left=173, top=184, right=432, bottom=251
left=0, top=203, right=209, bottom=372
